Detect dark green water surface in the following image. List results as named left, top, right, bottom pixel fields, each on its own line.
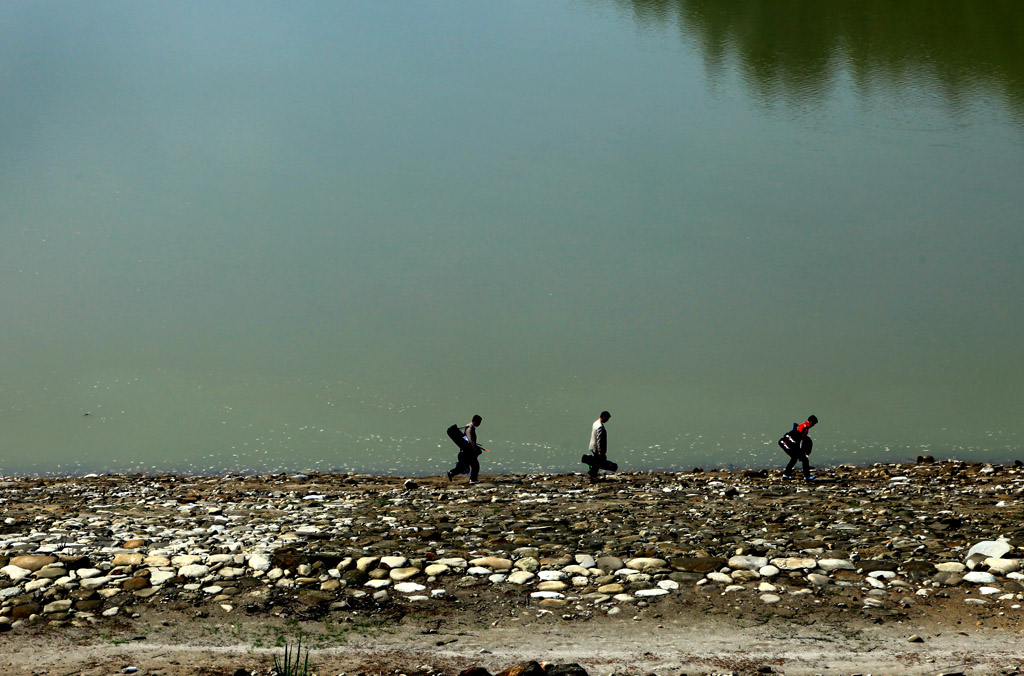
left=1, top=1, right=1022, bottom=474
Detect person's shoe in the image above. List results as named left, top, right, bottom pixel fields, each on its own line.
left=468, top=480, right=479, bottom=485
left=781, top=473, right=794, bottom=480
left=806, top=475, right=816, bottom=481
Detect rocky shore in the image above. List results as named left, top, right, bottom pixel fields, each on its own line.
left=2, top=460, right=1024, bottom=675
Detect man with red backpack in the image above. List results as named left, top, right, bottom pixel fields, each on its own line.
left=779, top=415, right=818, bottom=480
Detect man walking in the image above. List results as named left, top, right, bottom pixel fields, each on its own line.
left=448, top=415, right=483, bottom=484
left=779, top=414, right=818, bottom=480
left=587, top=411, right=611, bottom=482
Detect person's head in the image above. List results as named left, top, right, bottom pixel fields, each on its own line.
left=471, top=414, right=482, bottom=426
left=600, top=411, right=611, bottom=422
left=806, top=414, right=818, bottom=427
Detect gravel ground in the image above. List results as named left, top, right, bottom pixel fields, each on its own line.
left=2, top=460, right=1024, bottom=675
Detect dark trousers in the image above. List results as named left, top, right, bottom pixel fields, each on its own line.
left=784, top=450, right=810, bottom=477
left=588, top=451, right=606, bottom=478
left=451, top=451, right=480, bottom=481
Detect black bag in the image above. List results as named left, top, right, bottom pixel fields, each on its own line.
left=778, top=430, right=812, bottom=456
left=447, top=424, right=478, bottom=455
left=581, top=454, right=618, bottom=472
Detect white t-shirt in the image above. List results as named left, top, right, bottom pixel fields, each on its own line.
left=589, top=419, right=606, bottom=453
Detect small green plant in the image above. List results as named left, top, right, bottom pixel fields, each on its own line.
left=272, top=635, right=311, bottom=676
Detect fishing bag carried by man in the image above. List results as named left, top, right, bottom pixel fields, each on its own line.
left=778, top=426, right=813, bottom=457
left=447, top=424, right=478, bottom=456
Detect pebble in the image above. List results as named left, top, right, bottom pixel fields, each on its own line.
left=389, top=567, right=421, bottom=581
left=967, top=540, right=1012, bottom=561
left=635, top=588, right=669, bottom=597
left=986, top=558, right=1021, bottom=574
left=179, top=564, right=210, bottom=579
left=508, top=571, right=536, bottom=585
left=9, top=555, right=57, bottom=572
left=728, top=555, right=767, bottom=571
left=935, top=562, right=967, bottom=573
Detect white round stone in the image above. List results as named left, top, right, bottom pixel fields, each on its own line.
left=728, top=555, right=768, bottom=571
left=178, top=564, right=209, bottom=579
left=967, top=540, right=1012, bottom=561
left=248, top=554, right=271, bottom=572
left=538, top=570, right=566, bottom=581
left=635, top=588, right=669, bottom=597
left=985, top=558, right=1020, bottom=575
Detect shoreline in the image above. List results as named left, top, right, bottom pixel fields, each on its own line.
left=2, top=460, right=1023, bottom=675
left=4, top=453, right=1022, bottom=481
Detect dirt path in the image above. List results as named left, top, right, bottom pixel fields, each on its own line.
left=3, top=611, right=1023, bottom=676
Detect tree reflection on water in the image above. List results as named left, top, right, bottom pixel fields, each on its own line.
left=609, top=0, right=1024, bottom=120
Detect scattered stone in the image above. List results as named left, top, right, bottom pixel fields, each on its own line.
left=112, top=554, right=144, bottom=567
left=178, top=564, right=210, bottom=579
left=986, top=558, right=1020, bottom=575
left=772, top=557, right=816, bottom=570
left=471, top=556, right=513, bottom=571
left=9, top=555, right=57, bottom=572
left=967, top=540, right=1012, bottom=562
left=728, top=555, right=768, bottom=571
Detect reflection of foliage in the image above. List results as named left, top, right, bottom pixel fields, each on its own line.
left=611, top=0, right=1024, bottom=119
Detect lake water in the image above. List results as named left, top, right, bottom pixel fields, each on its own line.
left=2, top=1, right=1022, bottom=476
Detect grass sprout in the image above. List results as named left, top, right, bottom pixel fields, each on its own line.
left=272, top=635, right=311, bottom=676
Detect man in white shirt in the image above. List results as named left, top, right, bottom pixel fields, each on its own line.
left=587, top=411, right=611, bottom=482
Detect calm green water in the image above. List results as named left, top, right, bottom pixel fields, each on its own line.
left=2, top=1, right=1022, bottom=475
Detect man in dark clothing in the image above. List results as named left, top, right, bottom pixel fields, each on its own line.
left=448, top=415, right=483, bottom=484
left=587, top=411, right=611, bottom=482
left=779, top=414, right=817, bottom=480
